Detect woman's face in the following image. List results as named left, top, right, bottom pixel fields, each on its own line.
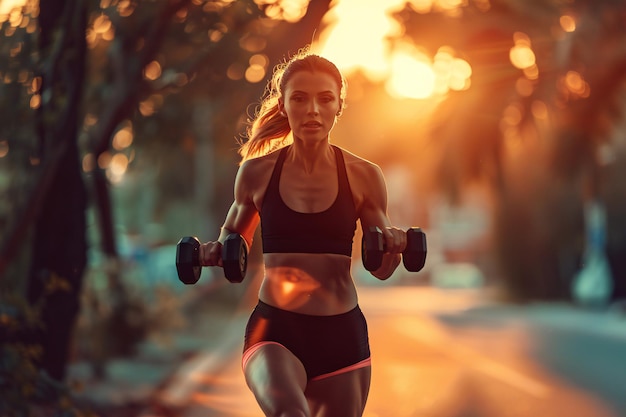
left=281, top=70, right=342, bottom=143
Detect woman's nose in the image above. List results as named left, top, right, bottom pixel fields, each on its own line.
left=308, top=99, right=320, bottom=115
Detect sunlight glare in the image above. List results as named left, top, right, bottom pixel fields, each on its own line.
left=316, top=0, right=471, bottom=100
left=387, top=52, right=435, bottom=99
left=317, top=0, right=406, bottom=81
left=0, top=0, right=26, bottom=15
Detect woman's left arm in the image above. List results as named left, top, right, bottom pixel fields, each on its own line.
left=356, top=162, right=406, bottom=280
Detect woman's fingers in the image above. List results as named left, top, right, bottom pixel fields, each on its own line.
left=383, top=227, right=407, bottom=253
left=199, top=241, right=223, bottom=267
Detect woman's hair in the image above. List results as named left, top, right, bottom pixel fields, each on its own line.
left=238, top=48, right=347, bottom=162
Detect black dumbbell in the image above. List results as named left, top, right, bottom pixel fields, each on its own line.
left=362, top=226, right=427, bottom=272
left=176, top=234, right=248, bottom=284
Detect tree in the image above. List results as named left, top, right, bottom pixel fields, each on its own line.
left=0, top=0, right=332, bottom=403
left=391, top=0, right=626, bottom=300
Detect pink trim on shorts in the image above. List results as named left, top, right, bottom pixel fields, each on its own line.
left=241, top=341, right=286, bottom=372
left=310, top=357, right=372, bottom=382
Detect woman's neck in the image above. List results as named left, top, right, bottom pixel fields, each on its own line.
left=287, top=139, right=334, bottom=175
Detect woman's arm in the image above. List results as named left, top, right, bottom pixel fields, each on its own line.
left=356, top=162, right=406, bottom=280
left=199, top=160, right=261, bottom=267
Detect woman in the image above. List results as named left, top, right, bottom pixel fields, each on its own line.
left=199, top=49, right=407, bottom=417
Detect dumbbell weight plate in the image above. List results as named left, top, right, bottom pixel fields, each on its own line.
left=403, top=228, right=427, bottom=272
left=362, top=226, right=384, bottom=271
left=176, top=236, right=201, bottom=285
left=222, top=234, right=248, bottom=283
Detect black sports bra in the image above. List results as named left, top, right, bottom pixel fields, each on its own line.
left=260, top=145, right=357, bottom=256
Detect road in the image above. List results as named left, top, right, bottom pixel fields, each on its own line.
left=147, top=286, right=625, bottom=417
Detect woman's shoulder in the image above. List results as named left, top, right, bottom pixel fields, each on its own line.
left=335, top=145, right=387, bottom=209
left=237, top=146, right=284, bottom=188
left=335, top=145, right=382, bottom=176
left=240, top=147, right=283, bottom=171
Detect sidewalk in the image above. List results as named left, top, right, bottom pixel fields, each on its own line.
left=67, top=280, right=255, bottom=417
left=444, top=291, right=626, bottom=342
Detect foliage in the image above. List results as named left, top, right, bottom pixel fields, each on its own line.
left=74, top=263, right=188, bottom=376
left=0, top=294, right=96, bottom=417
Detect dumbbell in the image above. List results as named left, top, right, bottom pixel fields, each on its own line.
left=362, top=226, right=427, bottom=272
left=176, top=234, right=248, bottom=284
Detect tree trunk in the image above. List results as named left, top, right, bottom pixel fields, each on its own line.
left=27, top=0, right=88, bottom=382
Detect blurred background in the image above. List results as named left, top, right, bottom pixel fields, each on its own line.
left=1, top=0, right=625, bottom=416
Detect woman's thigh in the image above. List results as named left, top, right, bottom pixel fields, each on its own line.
left=305, top=366, right=372, bottom=417
left=244, top=343, right=310, bottom=416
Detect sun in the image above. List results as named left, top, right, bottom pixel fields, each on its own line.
left=314, top=0, right=472, bottom=100
left=314, top=0, right=405, bottom=81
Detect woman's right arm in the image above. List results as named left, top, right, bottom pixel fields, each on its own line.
left=199, top=160, right=261, bottom=267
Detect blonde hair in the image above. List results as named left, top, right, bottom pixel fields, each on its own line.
left=238, top=48, right=347, bottom=162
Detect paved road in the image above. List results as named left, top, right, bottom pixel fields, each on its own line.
left=144, top=286, right=624, bottom=417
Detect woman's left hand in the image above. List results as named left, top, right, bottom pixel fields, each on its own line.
left=381, top=226, right=407, bottom=254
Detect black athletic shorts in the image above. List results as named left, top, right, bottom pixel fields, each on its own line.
left=242, top=300, right=371, bottom=381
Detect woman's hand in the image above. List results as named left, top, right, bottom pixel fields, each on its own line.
left=199, top=241, right=223, bottom=267
left=381, top=226, right=407, bottom=254
left=367, top=226, right=405, bottom=280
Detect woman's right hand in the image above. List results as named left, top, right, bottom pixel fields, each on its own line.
left=199, top=241, right=223, bottom=267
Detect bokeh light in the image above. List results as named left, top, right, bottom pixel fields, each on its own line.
left=560, top=14, right=576, bottom=32
left=82, top=153, right=95, bottom=172
left=0, top=141, right=8, bottom=158
left=255, top=0, right=310, bottom=22
left=560, top=70, right=590, bottom=99
left=29, top=94, right=40, bottom=109
left=112, top=124, right=134, bottom=151
left=244, top=54, right=269, bottom=83
left=509, top=32, right=536, bottom=71
left=0, top=0, right=26, bottom=21
left=144, top=61, right=162, bottom=81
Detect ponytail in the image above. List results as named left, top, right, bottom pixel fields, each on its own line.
left=238, top=93, right=292, bottom=163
